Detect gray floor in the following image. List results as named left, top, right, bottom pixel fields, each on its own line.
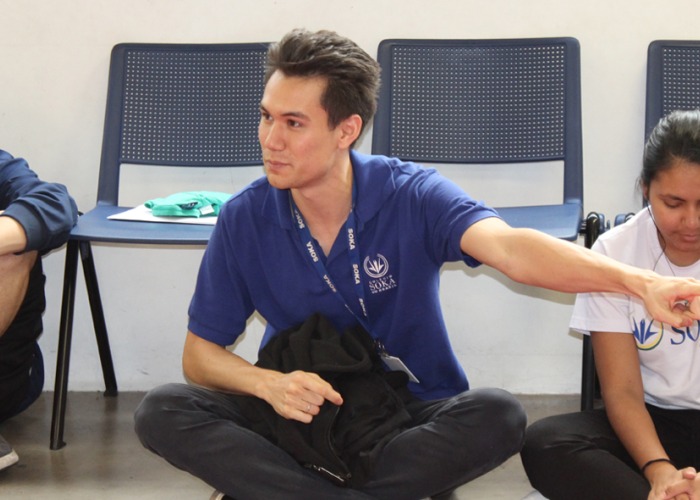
left=0, top=392, right=579, bottom=499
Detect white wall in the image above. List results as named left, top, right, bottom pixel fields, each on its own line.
left=1, top=0, right=697, bottom=394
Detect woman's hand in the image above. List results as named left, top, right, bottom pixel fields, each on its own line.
left=647, top=463, right=698, bottom=500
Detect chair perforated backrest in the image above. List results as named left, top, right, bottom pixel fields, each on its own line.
left=98, top=43, right=269, bottom=206
left=646, top=41, right=700, bottom=140
left=372, top=38, right=593, bottom=411
left=372, top=37, right=583, bottom=209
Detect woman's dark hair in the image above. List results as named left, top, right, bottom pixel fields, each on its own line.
left=641, top=109, right=700, bottom=191
left=265, top=29, right=381, bottom=139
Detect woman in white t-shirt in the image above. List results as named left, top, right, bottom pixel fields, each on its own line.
left=521, top=109, right=700, bottom=500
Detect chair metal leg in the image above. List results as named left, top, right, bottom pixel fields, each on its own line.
left=50, top=240, right=120, bottom=450
left=580, top=335, right=596, bottom=411
left=79, top=241, right=118, bottom=397
left=51, top=240, right=79, bottom=450
left=579, top=212, right=605, bottom=411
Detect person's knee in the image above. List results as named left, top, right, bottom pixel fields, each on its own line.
left=134, top=383, right=185, bottom=447
left=522, top=413, right=584, bottom=458
left=448, top=388, right=527, bottom=458
left=521, top=414, right=571, bottom=481
left=470, top=388, right=526, bottom=442
left=485, top=388, right=527, bottom=452
left=523, top=415, right=557, bottom=454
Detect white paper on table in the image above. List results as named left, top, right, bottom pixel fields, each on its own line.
left=107, top=204, right=218, bottom=225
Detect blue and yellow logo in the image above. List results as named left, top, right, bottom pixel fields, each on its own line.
left=633, top=318, right=663, bottom=350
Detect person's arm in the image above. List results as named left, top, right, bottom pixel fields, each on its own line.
left=0, top=211, right=28, bottom=255
left=460, top=217, right=700, bottom=328
left=0, top=210, right=31, bottom=334
left=182, top=331, right=343, bottom=423
left=592, top=331, right=699, bottom=500
left=593, top=332, right=674, bottom=492
left=0, top=153, right=78, bottom=253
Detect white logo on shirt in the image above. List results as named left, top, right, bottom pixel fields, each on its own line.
left=364, top=254, right=397, bottom=294
left=364, top=254, right=389, bottom=278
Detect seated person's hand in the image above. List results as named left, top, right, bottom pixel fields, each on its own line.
left=648, top=465, right=698, bottom=500
left=263, top=370, right=343, bottom=424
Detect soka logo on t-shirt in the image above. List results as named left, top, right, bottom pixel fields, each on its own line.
left=364, top=254, right=397, bottom=294
left=634, top=317, right=663, bottom=351
left=634, top=315, right=700, bottom=351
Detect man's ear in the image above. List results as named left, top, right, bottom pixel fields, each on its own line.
left=337, top=114, right=362, bottom=148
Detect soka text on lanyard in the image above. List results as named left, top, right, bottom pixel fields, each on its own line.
left=289, top=182, right=368, bottom=330
left=289, top=185, right=420, bottom=384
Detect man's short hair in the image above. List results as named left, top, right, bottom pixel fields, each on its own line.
left=265, top=29, right=381, bottom=137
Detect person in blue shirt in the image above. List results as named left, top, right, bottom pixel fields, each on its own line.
left=0, top=150, right=77, bottom=471
left=134, top=29, right=700, bottom=500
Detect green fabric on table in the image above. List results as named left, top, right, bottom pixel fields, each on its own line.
left=144, top=191, right=232, bottom=218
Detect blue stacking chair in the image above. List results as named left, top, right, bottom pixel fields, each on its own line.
left=372, top=38, right=606, bottom=409
left=646, top=40, right=700, bottom=137
left=51, top=42, right=269, bottom=449
left=372, top=37, right=586, bottom=241
left=580, top=40, right=700, bottom=411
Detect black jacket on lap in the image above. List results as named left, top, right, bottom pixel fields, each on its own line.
left=235, top=313, right=412, bottom=487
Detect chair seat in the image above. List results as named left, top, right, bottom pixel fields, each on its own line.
left=70, top=205, right=215, bottom=245
left=496, top=203, right=582, bottom=241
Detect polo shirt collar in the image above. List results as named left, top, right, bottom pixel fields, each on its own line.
left=261, top=149, right=395, bottom=232
left=349, top=150, right=394, bottom=230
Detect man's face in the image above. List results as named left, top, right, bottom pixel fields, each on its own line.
left=258, top=71, right=347, bottom=191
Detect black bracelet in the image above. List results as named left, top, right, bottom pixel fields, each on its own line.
left=641, top=457, right=673, bottom=473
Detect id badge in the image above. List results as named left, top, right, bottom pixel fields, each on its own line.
left=381, top=353, right=420, bottom=383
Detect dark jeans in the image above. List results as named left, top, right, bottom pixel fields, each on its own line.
left=521, top=405, right=700, bottom=500
left=0, top=258, right=45, bottom=423
left=134, top=384, right=526, bottom=500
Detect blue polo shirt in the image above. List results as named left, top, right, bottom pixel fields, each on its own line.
left=188, top=151, right=499, bottom=400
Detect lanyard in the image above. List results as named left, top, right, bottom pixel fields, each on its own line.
left=289, top=186, right=420, bottom=383
left=289, top=183, right=370, bottom=332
